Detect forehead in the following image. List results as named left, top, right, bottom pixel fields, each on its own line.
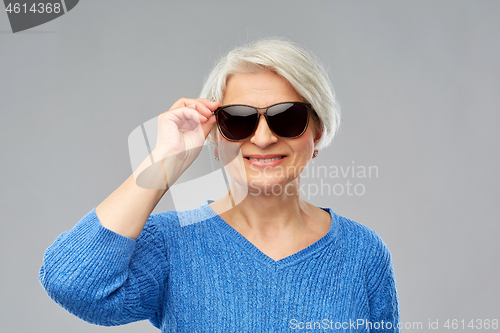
left=222, top=70, right=303, bottom=107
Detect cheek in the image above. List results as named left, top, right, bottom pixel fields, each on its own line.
left=299, top=144, right=315, bottom=162
left=217, top=135, right=244, bottom=162
left=296, top=131, right=316, bottom=156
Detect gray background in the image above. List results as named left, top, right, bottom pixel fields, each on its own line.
left=1, top=1, right=499, bottom=332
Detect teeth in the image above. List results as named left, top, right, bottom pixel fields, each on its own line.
left=248, top=157, right=283, bottom=162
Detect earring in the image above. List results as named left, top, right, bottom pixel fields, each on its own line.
left=312, top=150, right=318, bottom=158
left=214, top=148, right=219, bottom=161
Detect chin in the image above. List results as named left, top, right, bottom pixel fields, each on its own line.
left=245, top=177, right=299, bottom=197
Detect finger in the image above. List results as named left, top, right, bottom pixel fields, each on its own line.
left=169, top=104, right=216, bottom=128
left=200, top=114, right=217, bottom=138
left=179, top=117, right=201, bottom=131
left=189, top=102, right=218, bottom=124
left=195, top=98, right=221, bottom=112
left=184, top=103, right=215, bottom=123
left=164, top=107, right=207, bottom=128
left=181, top=115, right=214, bottom=143
left=169, top=98, right=213, bottom=119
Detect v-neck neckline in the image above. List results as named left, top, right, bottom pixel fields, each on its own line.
left=200, top=201, right=339, bottom=269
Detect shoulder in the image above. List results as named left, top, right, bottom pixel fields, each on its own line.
left=327, top=210, right=396, bottom=295
left=140, top=203, right=218, bottom=242
left=326, top=209, right=392, bottom=264
left=340, top=214, right=387, bottom=248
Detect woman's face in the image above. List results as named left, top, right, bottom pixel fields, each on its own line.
left=216, top=69, right=322, bottom=196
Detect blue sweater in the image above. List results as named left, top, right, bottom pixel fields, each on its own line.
left=39, top=202, right=400, bottom=332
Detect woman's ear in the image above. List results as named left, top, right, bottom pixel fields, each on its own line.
left=313, top=123, right=323, bottom=146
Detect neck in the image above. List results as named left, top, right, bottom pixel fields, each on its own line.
left=213, top=178, right=315, bottom=233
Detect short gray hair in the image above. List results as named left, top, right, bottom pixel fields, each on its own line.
left=200, top=37, right=341, bottom=150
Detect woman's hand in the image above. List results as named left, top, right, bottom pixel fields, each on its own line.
left=150, top=98, right=219, bottom=186
left=97, top=98, right=219, bottom=238
left=154, top=98, right=218, bottom=158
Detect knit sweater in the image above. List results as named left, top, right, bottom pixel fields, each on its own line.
left=39, top=202, right=400, bottom=332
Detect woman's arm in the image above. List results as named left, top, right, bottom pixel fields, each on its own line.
left=368, top=257, right=400, bottom=332
left=96, top=98, right=219, bottom=239
left=39, top=209, right=168, bottom=327
left=366, top=238, right=401, bottom=332
left=39, top=98, right=219, bottom=326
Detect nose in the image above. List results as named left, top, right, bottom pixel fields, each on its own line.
left=250, top=115, right=278, bottom=147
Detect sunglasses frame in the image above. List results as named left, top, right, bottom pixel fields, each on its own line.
left=212, top=101, right=314, bottom=142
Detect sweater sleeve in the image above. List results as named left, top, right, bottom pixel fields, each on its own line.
left=39, top=208, right=168, bottom=328
left=366, top=236, right=400, bottom=333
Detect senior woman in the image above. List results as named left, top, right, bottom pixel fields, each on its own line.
left=40, top=38, right=400, bottom=332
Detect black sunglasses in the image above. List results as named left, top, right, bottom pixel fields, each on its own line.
left=212, top=101, right=314, bottom=141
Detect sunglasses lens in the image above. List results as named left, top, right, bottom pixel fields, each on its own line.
left=216, top=102, right=310, bottom=141
left=267, top=103, right=309, bottom=138
left=217, top=106, right=258, bottom=140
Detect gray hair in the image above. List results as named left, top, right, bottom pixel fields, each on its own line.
left=199, top=37, right=341, bottom=150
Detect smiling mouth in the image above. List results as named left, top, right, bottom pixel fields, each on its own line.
left=245, top=156, right=284, bottom=162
